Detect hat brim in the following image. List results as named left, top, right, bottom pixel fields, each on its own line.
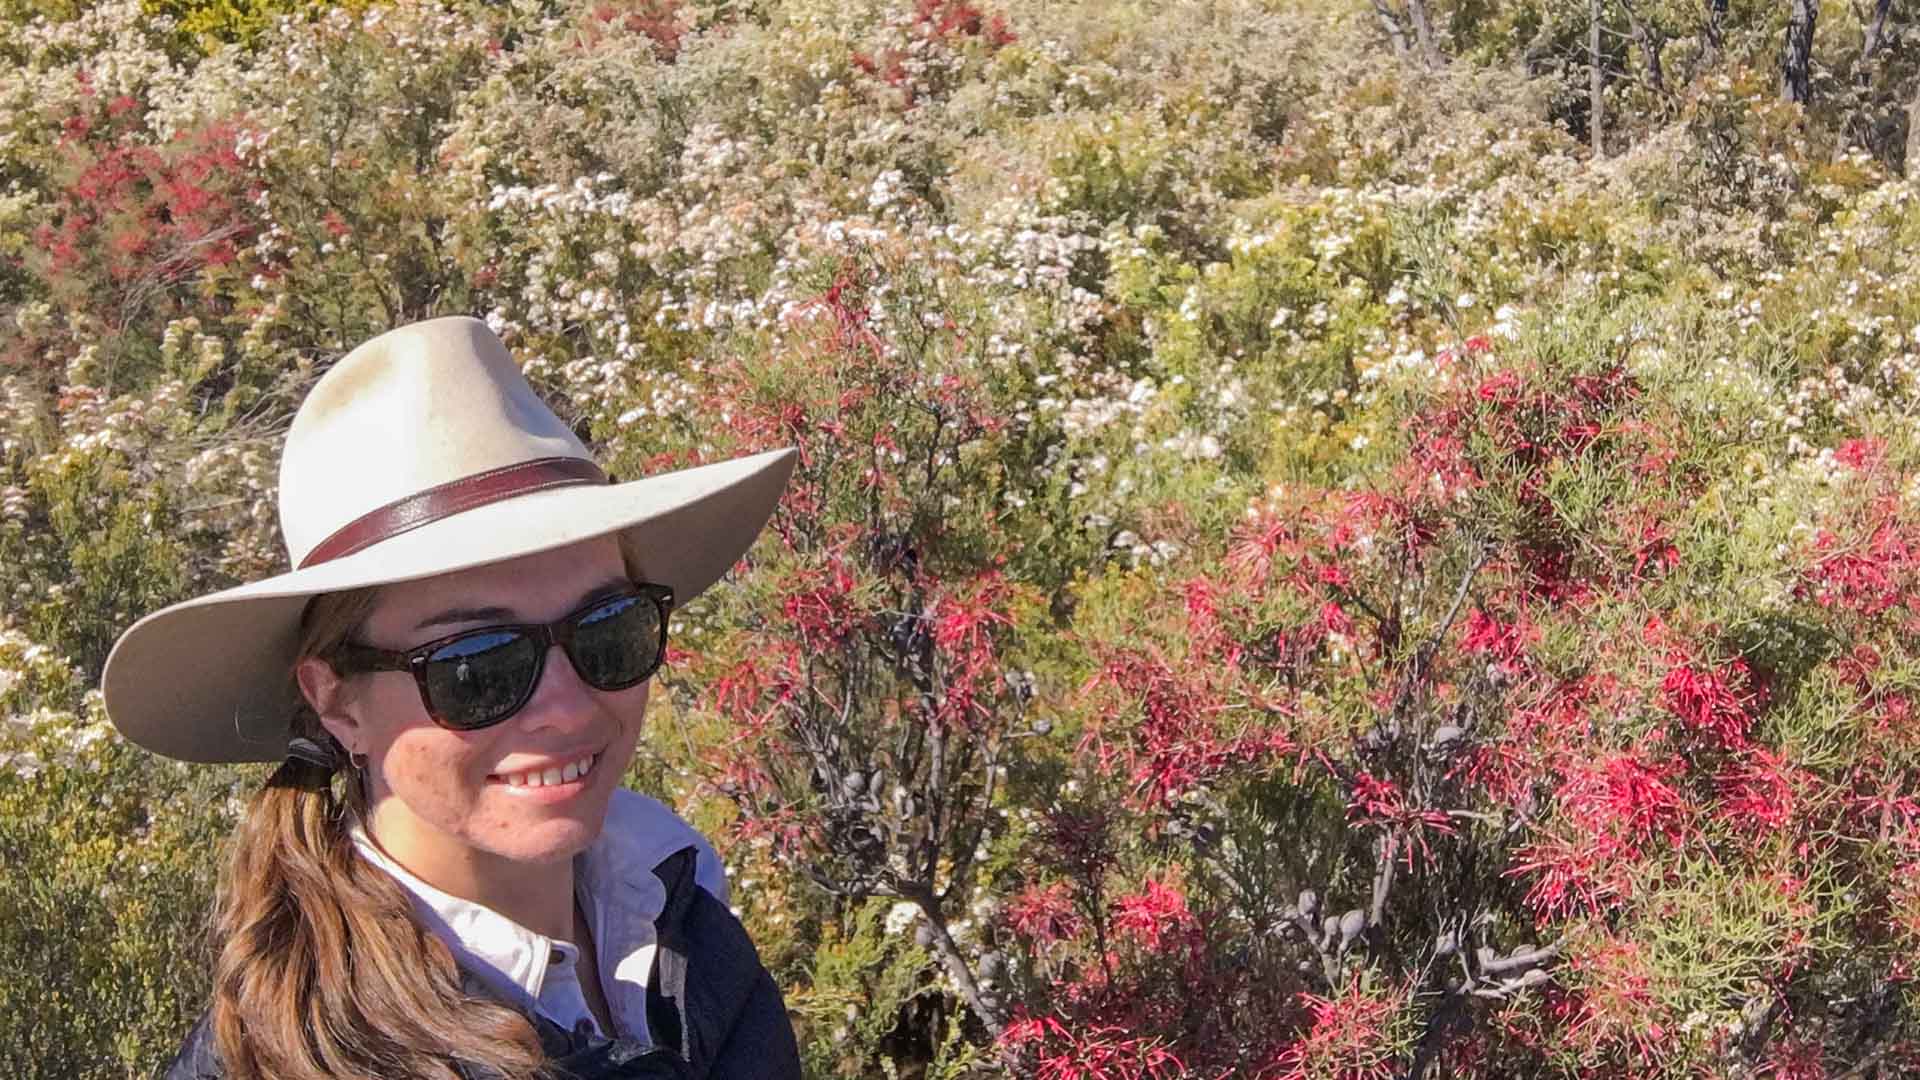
left=103, top=448, right=796, bottom=763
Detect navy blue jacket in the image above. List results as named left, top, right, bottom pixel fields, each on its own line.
left=163, top=846, right=800, bottom=1080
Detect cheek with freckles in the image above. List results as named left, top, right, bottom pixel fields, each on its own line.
left=375, top=723, right=493, bottom=829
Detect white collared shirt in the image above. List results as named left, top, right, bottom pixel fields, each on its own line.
left=350, top=788, right=730, bottom=1043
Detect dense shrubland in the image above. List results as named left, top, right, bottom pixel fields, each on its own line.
left=6, top=0, right=1920, bottom=1075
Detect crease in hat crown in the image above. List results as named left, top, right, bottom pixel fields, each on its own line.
left=278, top=317, right=592, bottom=568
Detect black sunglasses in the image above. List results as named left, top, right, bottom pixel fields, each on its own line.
left=330, top=584, right=673, bottom=731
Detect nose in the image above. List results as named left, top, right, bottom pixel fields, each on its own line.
left=513, top=642, right=602, bottom=734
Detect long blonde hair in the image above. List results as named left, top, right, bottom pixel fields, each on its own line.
left=207, top=588, right=552, bottom=1079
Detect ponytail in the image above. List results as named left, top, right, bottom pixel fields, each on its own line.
left=207, top=589, right=551, bottom=1080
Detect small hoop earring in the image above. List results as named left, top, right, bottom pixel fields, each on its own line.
left=350, top=751, right=369, bottom=772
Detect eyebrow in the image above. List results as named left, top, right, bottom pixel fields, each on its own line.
left=412, top=578, right=634, bottom=633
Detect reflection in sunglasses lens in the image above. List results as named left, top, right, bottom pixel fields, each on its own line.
left=426, top=632, right=538, bottom=728
left=574, top=597, right=656, bottom=688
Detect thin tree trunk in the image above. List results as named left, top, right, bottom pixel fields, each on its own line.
left=1783, top=0, right=1817, bottom=103
left=1861, top=0, right=1892, bottom=63
left=1406, top=0, right=1443, bottom=68
left=1703, top=0, right=1728, bottom=60
left=1907, top=82, right=1920, bottom=177
left=1621, top=0, right=1666, bottom=96
left=912, top=892, right=1007, bottom=1034
left=1521, top=23, right=1555, bottom=73
left=1372, top=0, right=1411, bottom=57
left=1591, top=0, right=1606, bottom=156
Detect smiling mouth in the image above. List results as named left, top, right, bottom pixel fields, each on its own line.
left=491, top=752, right=598, bottom=789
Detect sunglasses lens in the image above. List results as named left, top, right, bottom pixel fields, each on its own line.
left=568, top=594, right=662, bottom=690
left=400, top=590, right=665, bottom=730
left=421, top=630, right=542, bottom=730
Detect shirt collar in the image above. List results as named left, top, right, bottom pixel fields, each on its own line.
left=348, top=787, right=723, bottom=1020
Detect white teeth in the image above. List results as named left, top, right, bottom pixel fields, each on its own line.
left=500, top=753, right=597, bottom=788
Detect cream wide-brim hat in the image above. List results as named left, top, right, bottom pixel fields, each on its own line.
left=102, top=316, right=795, bottom=763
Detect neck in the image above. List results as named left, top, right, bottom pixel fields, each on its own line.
left=362, top=802, right=578, bottom=942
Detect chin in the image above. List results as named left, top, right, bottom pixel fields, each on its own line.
left=485, top=793, right=614, bottom=863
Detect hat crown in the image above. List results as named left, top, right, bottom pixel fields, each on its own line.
left=279, top=317, right=590, bottom=566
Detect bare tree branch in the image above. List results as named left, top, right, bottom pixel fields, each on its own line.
left=1477, top=936, right=1566, bottom=975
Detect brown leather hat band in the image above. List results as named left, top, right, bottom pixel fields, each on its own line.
left=298, top=456, right=609, bottom=569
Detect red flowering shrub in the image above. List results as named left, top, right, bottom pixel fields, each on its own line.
left=581, top=0, right=685, bottom=59
left=15, top=83, right=261, bottom=374
left=652, top=252, right=1049, bottom=1034
left=999, top=1017, right=1185, bottom=1080
left=1109, top=875, right=1196, bottom=951
left=904, top=337, right=1920, bottom=1073
left=1265, top=974, right=1414, bottom=1080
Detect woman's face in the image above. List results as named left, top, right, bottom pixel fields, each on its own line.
left=300, top=535, right=649, bottom=889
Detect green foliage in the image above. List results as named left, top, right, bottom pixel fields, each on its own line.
left=791, top=900, right=937, bottom=1076
left=0, top=0, right=89, bottom=22
left=0, top=738, right=235, bottom=1076
left=0, top=442, right=192, bottom=678
left=143, top=0, right=377, bottom=47
left=0, top=635, right=241, bottom=1076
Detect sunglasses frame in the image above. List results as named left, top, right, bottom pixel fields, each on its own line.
left=329, top=582, right=674, bottom=731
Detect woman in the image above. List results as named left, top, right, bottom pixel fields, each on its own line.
left=101, top=317, right=802, bottom=1079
